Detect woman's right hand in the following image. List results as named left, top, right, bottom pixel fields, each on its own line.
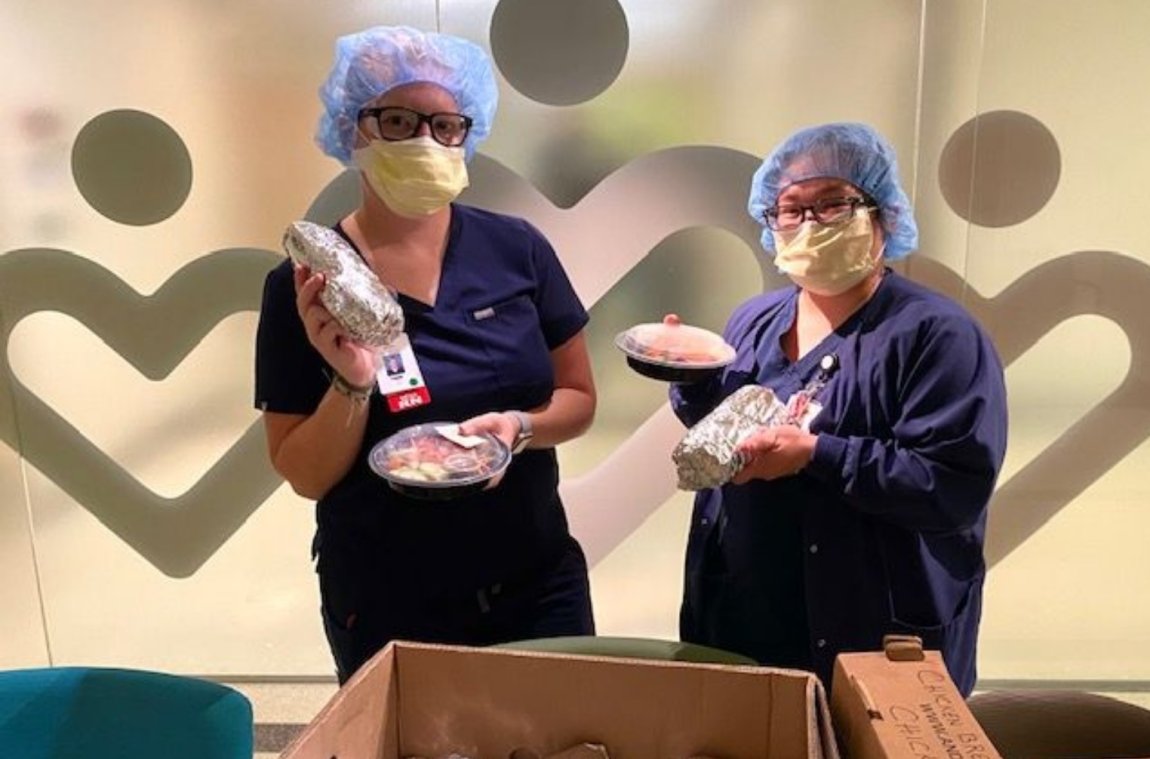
left=294, top=265, right=380, bottom=387
left=731, top=424, right=816, bottom=484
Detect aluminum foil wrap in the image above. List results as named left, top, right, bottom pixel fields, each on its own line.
left=672, top=384, right=788, bottom=491
left=282, top=220, right=405, bottom=348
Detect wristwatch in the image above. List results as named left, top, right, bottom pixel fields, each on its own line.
left=508, top=410, right=534, bottom=454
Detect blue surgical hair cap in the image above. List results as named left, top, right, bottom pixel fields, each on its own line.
left=747, top=122, right=919, bottom=261
left=316, top=25, right=499, bottom=165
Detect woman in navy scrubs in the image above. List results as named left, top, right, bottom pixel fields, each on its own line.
left=255, top=26, right=596, bottom=683
left=671, top=123, right=1008, bottom=696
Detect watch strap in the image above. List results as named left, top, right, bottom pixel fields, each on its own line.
left=508, top=410, right=533, bottom=454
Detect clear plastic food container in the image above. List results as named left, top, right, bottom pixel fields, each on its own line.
left=615, top=322, right=736, bottom=382
left=368, top=422, right=511, bottom=500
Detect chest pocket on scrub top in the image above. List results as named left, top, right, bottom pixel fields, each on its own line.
left=467, top=294, right=555, bottom=397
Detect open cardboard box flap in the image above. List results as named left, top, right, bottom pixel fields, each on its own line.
left=831, top=635, right=1002, bottom=759
left=281, top=640, right=839, bottom=759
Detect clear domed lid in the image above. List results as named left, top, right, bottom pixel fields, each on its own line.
left=615, top=322, right=736, bottom=369
left=368, top=422, right=511, bottom=492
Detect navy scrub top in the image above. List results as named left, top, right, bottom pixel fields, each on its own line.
left=254, top=204, right=589, bottom=605
left=671, top=270, right=1008, bottom=695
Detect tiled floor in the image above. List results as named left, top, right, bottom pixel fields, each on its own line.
left=229, top=681, right=336, bottom=758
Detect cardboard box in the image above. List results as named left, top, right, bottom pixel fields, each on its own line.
left=280, top=640, right=839, bottom=758
left=281, top=636, right=1003, bottom=759
left=831, top=636, right=1002, bottom=759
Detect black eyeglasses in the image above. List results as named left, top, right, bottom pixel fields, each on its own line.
left=764, top=196, right=877, bottom=232
left=357, top=106, right=473, bottom=148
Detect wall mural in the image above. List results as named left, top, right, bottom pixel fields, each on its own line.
left=0, top=109, right=282, bottom=577
left=1, top=0, right=1148, bottom=585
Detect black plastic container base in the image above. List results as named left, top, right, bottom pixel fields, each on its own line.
left=386, top=478, right=490, bottom=501
left=626, top=356, right=722, bottom=384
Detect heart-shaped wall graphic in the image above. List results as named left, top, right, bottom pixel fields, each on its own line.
left=5, top=149, right=1145, bottom=578
left=912, top=250, right=1150, bottom=565
left=0, top=248, right=283, bottom=577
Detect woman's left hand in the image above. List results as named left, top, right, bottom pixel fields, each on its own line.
left=731, top=424, right=817, bottom=484
left=458, top=411, right=520, bottom=451
left=458, top=412, right=523, bottom=490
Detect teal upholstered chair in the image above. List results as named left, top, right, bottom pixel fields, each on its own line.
left=495, top=635, right=757, bottom=666
left=0, top=666, right=253, bottom=759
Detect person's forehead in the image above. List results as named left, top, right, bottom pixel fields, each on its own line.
left=369, top=81, right=458, bottom=110
left=777, top=177, right=859, bottom=203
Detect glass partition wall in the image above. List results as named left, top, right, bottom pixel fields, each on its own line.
left=1, top=1, right=1147, bottom=701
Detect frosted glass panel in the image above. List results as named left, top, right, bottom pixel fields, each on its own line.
left=0, top=0, right=1146, bottom=687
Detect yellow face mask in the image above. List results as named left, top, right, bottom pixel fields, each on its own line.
left=771, top=209, right=880, bottom=296
left=353, top=136, right=469, bottom=217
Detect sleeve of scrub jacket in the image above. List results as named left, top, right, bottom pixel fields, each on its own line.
left=669, top=293, right=777, bottom=427
left=805, top=312, right=1009, bottom=534
left=523, top=221, right=589, bottom=348
left=254, top=259, right=330, bottom=415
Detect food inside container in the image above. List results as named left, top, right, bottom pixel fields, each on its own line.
left=614, top=322, right=736, bottom=382
left=368, top=422, right=511, bottom=500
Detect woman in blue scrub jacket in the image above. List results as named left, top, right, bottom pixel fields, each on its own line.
left=254, top=26, right=596, bottom=683
left=671, top=123, right=1008, bottom=696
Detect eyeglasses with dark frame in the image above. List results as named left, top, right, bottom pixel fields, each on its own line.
left=764, top=196, right=877, bottom=232
left=357, top=106, right=473, bottom=148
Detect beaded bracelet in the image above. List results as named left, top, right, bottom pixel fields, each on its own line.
left=330, top=373, right=374, bottom=403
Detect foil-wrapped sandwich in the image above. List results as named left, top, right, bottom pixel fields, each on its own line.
left=672, top=385, right=788, bottom=491
left=282, top=220, right=405, bottom=348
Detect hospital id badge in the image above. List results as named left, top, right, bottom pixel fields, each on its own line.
left=786, top=353, right=835, bottom=431
left=796, top=400, right=823, bottom=432
left=375, top=333, right=431, bottom=413
left=785, top=388, right=824, bottom=432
